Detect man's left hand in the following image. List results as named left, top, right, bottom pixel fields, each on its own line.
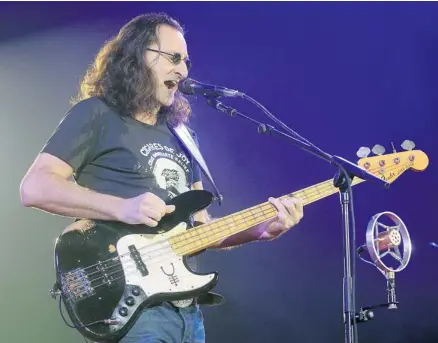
left=249, top=196, right=304, bottom=241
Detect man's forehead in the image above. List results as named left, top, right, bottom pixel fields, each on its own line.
left=156, top=25, right=187, bottom=51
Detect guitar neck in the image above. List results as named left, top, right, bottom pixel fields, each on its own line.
left=169, top=177, right=365, bottom=256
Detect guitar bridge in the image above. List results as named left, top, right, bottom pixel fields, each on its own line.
left=61, top=268, right=95, bottom=302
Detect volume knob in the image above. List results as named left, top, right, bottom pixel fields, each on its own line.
left=125, top=296, right=135, bottom=306
left=132, top=286, right=141, bottom=296
left=118, top=307, right=128, bottom=317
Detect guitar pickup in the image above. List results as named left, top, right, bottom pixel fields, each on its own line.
left=128, top=245, right=149, bottom=277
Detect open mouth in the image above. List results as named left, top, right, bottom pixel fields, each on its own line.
left=164, top=80, right=178, bottom=90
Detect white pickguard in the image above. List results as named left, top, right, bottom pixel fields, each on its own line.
left=116, top=223, right=215, bottom=302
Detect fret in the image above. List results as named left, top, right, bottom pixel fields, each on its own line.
left=234, top=214, right=244, bottom=223
left=314, top=183, right=323, bottom=198
left=197, top=227, right=208, bottom=244
left=223, top=220, right=234, bottom=235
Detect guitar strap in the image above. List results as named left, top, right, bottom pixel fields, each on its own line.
left=169, top=123, right=224, bottom=205
left=169, top=123, right=226, bottom=307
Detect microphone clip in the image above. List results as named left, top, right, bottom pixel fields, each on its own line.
left=205, top=96, right=237, bottom=117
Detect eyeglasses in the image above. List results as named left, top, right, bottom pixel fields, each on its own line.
left=146, top=48, right=192, bottom=70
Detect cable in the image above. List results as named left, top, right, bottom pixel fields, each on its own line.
left=57, top=293, right=116, bottom=343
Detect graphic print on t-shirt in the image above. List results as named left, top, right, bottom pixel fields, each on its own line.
left=140, top=142, right=191, bottom=199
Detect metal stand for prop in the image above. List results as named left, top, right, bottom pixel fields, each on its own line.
left=356, top=211, right=412, bottom=322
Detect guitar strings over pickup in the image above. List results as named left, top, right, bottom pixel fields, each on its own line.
left=128, top=245, right=149, bottom=277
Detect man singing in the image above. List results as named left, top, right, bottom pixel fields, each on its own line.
left=19, top=12, right=304, bottom=343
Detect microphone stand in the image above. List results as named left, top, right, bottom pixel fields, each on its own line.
left=204, top=96, right=390, bottom=343
left=205, top=97, right=389, bottom=186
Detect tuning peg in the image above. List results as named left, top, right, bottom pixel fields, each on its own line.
left=356, top=146, right=371, bottom=158
left=401, top=140, right=415, bottom=151
left=372, top=144, right=386, bottom=156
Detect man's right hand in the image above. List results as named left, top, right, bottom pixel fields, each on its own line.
left=119, top=192, right=175, bottom=227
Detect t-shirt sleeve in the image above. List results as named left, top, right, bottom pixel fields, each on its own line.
left=40, top=98, right=102, bottom=174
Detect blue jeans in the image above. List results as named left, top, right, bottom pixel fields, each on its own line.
left=118, top=302, right=205, bottom=343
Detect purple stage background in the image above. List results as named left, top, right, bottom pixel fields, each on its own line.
left=0, top=2, right=437, bottom=343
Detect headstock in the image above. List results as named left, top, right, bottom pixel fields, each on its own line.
left=356, top=140, right=429, bottom=184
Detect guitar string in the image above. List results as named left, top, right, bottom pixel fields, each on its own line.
left=64, top=175, right=335, bottom=289
left=67, top=203, right=292, bottom=293
left=74, top=173, right=373, bottom=291
left=80, top=202, right=277, bottom=287
left=75, top=173, right=363, bottom=278
left=63, top=162, right=409, bottom=293
left=63, top=161, right=407, bottom=291
left=71, top=176, right=328, bottom=273
left=79, top=170, right=361, bottom=275
left=65, top=198, right=284, bottom=290
left=64, top=161, right=406, bottom=294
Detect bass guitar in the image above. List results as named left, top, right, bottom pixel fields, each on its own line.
left=51, top=148, right=429, bottom=342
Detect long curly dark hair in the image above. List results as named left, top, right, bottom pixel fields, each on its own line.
left=72, top=12, right=192, bottom=127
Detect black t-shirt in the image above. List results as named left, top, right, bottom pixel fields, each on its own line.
left=41, top=97, right=202, bottom=202
left=42, top=97, right=203, bottom=271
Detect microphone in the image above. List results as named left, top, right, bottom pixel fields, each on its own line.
left=357, top=229, right=402, bottom=254
left=357, top=212, right=411, bottom=314
left=178, top=78, right=244, bottom=98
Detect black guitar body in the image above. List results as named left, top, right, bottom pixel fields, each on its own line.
left=53, top=190, right=219, bottom=342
